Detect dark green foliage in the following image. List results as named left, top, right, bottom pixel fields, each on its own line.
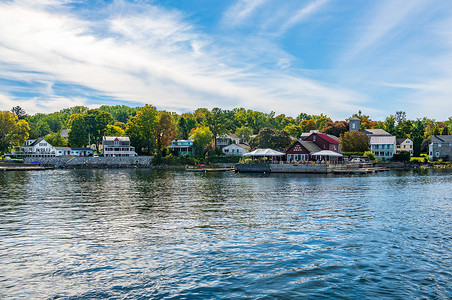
left=98, top=105, right=139, bottom=123
left=250, top=127, right=292, bottom=150
left=152, top=154, right=197, bottom=166
left=392, top=151, right=411, bottom=162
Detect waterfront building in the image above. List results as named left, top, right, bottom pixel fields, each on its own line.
left=55, top=147, right=94, bottom=157
left=396, top=138, right=413, bottom=156
left=215, top=133, right=241, bottom=149
left=348, top=116, right=397, bottom=160
left=429, top=135, right=452, bottom=161
left=302, top=132, right=340, bottom=152
left=370, top=136, right=396, bottom=161
left=168, top=139, right=194, bottom=156
left=222, top=143, right=250, bottom=156
left=12, top=138, right=56, bottom=158
left=102, top=136, right=137, bottom=157
left=285, top=140, right=321, bottom=162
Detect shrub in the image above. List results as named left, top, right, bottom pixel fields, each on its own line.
left=363, top=151, right=376, bottom=161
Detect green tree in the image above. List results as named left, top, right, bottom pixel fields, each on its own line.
left=68, top=115, right=88, bottom=147
left=176, top=116, right=188, bottom=140
left=11, top=106, right=27, bottom=119
left=411, top=119, right=425, bottom=156
left=98, top=105, right=139, bottom=123
left=85, top=109, right=114, bottom=152
left=321, top=121, right=347, bottom=137
left=340, top=131, right=369, bottom=152
left=44, top=132, right=68, bottom=147
left=105, top=125, right=125, bottom=136
left=235, top=126, right=253, bottom=143
left=0, top=111, right=30, bottom=154
left=126, top=104, right=158, bottom=155
left=250, top=127, right=291, bottom=150
left=283, top=124, right=302, bottom=138
left=203, top=108, right=229, bottom=148
left=191, top=126, right=213, bottom=156
left=154, top=111, right=176, bottom=153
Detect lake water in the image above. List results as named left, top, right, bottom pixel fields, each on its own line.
left=1, top=169, right=451, bottom=299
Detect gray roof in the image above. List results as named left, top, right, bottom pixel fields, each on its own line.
left=431, top=135, right=452, bottom=143
left=361, top=129, right=391, bottom=136
left=55, top=147, right=71, bottom=151
left=298, top=140, right=321, bottom=153
left=370, top=136, right=396, bottom=145
left=396, top=138, right=411, bottom=145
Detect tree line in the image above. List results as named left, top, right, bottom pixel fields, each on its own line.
left=1, top=105, right=451, bottom=157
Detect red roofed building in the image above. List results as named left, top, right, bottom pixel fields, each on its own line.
left=302, top=132, right=340, bottom=153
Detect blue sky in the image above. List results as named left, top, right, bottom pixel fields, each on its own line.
left=1, top=0, right=452, bottom=120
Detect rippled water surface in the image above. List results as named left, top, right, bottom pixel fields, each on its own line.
left=1, top=169, right=451, bottom=299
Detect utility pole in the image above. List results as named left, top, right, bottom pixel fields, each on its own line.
left=88, top=133, right=90, bottom=149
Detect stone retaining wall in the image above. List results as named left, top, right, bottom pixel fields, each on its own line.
left=24, top=156, right=154, bottom=168
left=235, top=164, right=271, bottom=173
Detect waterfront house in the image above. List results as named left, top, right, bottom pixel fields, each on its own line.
left=302, top=132, right=340, bottom=153
left=13, top=138, right=56, bottom=158
left=216, top=133, right=241, bottom=149
left=396, top=138, right=413, bottom=156
left=429, top=135, right=452, bottom=161
left=370, top=136, right=396, bottom=161
left=222, top=143, right=250, bottom=156
left=285, top=140, right=321, bottom=162
left=168, top=139, right=194, bottom=156
left=102, top=136, right=137, bottom=157
left=348, top=117, right=396, bottom=160
left=55, top=147, right=94, bottom=157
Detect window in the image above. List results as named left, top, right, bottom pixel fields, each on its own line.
left=352, top=123, right=356, bottom=129
left=313, top=135, right=316, bottom=141
left=114, top=140, right=119, bottom=146
left=436, top=152, right=440, bottom=157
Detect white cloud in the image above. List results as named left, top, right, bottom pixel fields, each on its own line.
left=222, top=0, right=268, bottom=27
left=279, top=0, right=329, bottom=34
left=0, top=0, right=369, bottom=118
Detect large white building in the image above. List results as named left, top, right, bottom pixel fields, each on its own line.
left=102, top=136, right=137, bottom=157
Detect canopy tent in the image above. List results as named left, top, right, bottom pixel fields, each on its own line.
left=244, top=148, right=285, bottom=157
left=311, top=150, right=343, bottom=157
left=311, top=150, right=343, bottom=164
left=243, top=148, right=285, bottom=163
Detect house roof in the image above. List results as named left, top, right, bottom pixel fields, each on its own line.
left=237, top=143, right=250, bottom=149
left=244, top=148, right=285, bottom=156
left=313, top=132, right=339, bottom=144
left=349, top=117, right=361, bottom=121
left=103, top=136, right=130, bottom=141
left=396, top=138, right=411, bottom=145
left=55, top=147, right=71, bottom=151
left=312, top=150, right=343, bottom=157
left=431, top=135, right=452, bottom=143
left=60, top=129, right=70, bottom=137
left=370, top=136, right=396, bottom=145
left=298, top=140, right=321, bottom=153
left=24, top=138, right=44, bottom=147
left=361, top=129, right=391, bottom=136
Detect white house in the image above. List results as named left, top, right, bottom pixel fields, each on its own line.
left=55, top=147, right=94, bottom=157
left=396, top=138, right=413, bottom=156
left=102, top=136, right=137, bottom=157
left=370, top=136, right=396, bottom=161
left=216, top=133, right=240, bottom=149
left=21, top=138, right=54, bottom=153
left=222, top=143, right=250, bottom=156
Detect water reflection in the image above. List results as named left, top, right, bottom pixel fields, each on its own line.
left=0, top=169, right=451, bottom=299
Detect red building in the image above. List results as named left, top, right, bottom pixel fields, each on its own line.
left=302, top=132, right=340, bottom=152
left=285, top=140, right=321, bottom=162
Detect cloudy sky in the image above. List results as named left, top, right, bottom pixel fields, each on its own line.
left=1, top=0, right=452, bottom=120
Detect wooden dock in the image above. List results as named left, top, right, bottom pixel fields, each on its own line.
left=186, top=167, right=235, bottom=173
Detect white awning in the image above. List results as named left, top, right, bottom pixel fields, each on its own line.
left=311, top=150, right=343, bottom=157
left=243, top=148, right=285, bottom=156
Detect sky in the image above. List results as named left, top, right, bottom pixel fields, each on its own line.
left=1, top=0, right=452, bottom=121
